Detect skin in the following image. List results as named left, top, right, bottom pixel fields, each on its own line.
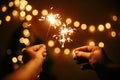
left=3, top=44, right=47, bottom=80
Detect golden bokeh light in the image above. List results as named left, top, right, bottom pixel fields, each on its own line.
left=19, top=37, right=24, bottom=43
left=26, top=5, right=32, bottom=11
left=18, top=55, right=23, bottom=62
left=55, top=20, right=62, bottom=26
left=111, top=31, right=116, bottom=37
left=19, top=0, right=28, bottom=10
left=48, top=40, right=54, bottom=47
left=23, top=29, right=30, bottom=37
left=8, top=1, right=14, bottom=7
left=98, top=42, right=104, bottom=48
left=2, top=6, right=7, bottom=12
left=66, top=18, right=72, bottom=25
left=22, top=22, right=31, bottom=28
left=98, top=24, right=104, bottom=32
left=20, top=11, right=26, bottom=17
left=89, top=25, right=95, bottom=33
left=5, top=15, right=11, bottom=22
left=74, top=21, right=80, bottom=28
left=12, top=10, right=18, bottom=17
left=14, top=0, right=20, bottom=7
left=105, top=22, right=111, bottom=29
left=12, top=57, right=18, bottom=63
left=54, top=47, right=61, bottom=54
left=64, top=48, right=70, bottom=55
left=81, top=24, right=87, bottom=30
left=26, top=15, right=32, bottom=21
left=41, top=9, right=48, bottom=16
left=89, top=41, right=95, bottom=46
left=24, top=38, right=30, bottom=46
left=112, top=15, right=118, bottom=21
left=32, top=9, right=39, bottom=16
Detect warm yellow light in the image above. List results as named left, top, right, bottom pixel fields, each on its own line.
left=32, top=9, right=38, bottom=16
left=111, top=31, right=116, bottom=37
left=12, top=57, right=18, bottom=63
left=41, top=9, right=48, bottom=16
left=22, top=22, right=31, bottom=28
left=20, top=11, right=26, bottom=17
left=18, top=55, right=23, bottom=62
left=12, top=10, right=18, bottom=17
left=26, top=15, right=32, bottom=21
left=26, top=5, right=32, bottom=11
left=112, top=15, right=118, bottom=21
left=89, top=41, right=95, bottom=46
left=66, top=18, right=72, bottom=25
left=47, top=14, right=56, bottom=25
left=19, top=37, right=24, bottom=43
left=14, top=0, right=20, bottom=7
left=0, top=20, right=2, bottom=25
left=105, top=23, right=111, bottom=29
left=89, top=25, right=95, bottom=33
left=98, top=42, right=104, bottom=48
left=98, top=24, right=104, bottom=32
left=5, top=15, right=11, bottom=22
left=55, top=20, right=62, bottom=26
left=74, top=21, right=80, bottom=27
left=48, top=40, right=54, bottom=47
left=64, top=48, right=70, bottom=55
left=81, top=24, right=87, bottom=30
left=54, top=47, right=61, bottom=54
left=19, top=0, right=28, bottom=10
left=2, top=6, right=7, bottom=12
left=24, top=38, right=30, bottom=46
left=23, top=29, right=30, bottom=37
left=9, top=1, right=14, bottom=7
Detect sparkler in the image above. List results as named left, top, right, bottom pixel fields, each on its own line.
left=39, top=8, right=76, bottom=48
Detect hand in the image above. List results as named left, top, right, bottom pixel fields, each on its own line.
left=23, top=44, right=47, bottom=64
left=73, top=46, right=110, bottom=69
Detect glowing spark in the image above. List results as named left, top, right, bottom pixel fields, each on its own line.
left=53, top=23, right=75, bottom=48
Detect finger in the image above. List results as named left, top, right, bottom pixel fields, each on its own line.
left=75, top=51, right=91, bottom=59
left=74, top=46, right=91, bottom=52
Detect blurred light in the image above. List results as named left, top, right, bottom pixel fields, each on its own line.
left=6, top=49, right=12, bottom=55
left=2, top=6, right=7, bottom=12
left=89, top=41, right=95, bottom=46
left=20, top=11, right=26, bottom=17
left=23, top=29, right=30, bottom=37
left=74, top=21, right=80, bottom=28
left=98, top=42, right=104, bottom=48
left=64, top=48, right=70, bottom=55
left=112, top=15, right=118, bottom=21
left=5, top=15, right=11, bottom=22
left=22, top=22, right=31, bottom=28
left=66, top=18, right=72, bottom=25
left=111, top=31, right=116, bottom=37
left=19, top=37, right=24, bottom=43
left=26, top=5, right=32, bottom=11
left=8, top=1, right=14, bottom=7
left=32, top=9, right=38, bottom=16
left=89, top=25, right=95, bottom=33
left=0, top=20, right=2, bottom=25
left=41, top=9, right=48, bottom=16
left=26, top=15, right=32, bottom=21
left=13, top=64, right=19, bottom=70
left=24, top=38, right=30, bottom=46
left=105, top=22, right=111, bottom=29
left=12, top=10, right=18, bottom=17
left=18, top=55, right=23, bottom=62
left=14, top=0, right=20, bottom=7
left=19, top=0, right=28, bottom=10
left=55, top=20, right=62, bottom=26
left=81, top=24, right=87, bottom=30
left=98, top=24, right=104, bottom=32
left=48, top=40, right=54, bottom=47
left=54, top=47, right=61, bottom=54
left=12, top=57, right=18, bottom=63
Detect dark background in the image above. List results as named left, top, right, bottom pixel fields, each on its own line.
left=0, top=0, right=120, bottom=80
